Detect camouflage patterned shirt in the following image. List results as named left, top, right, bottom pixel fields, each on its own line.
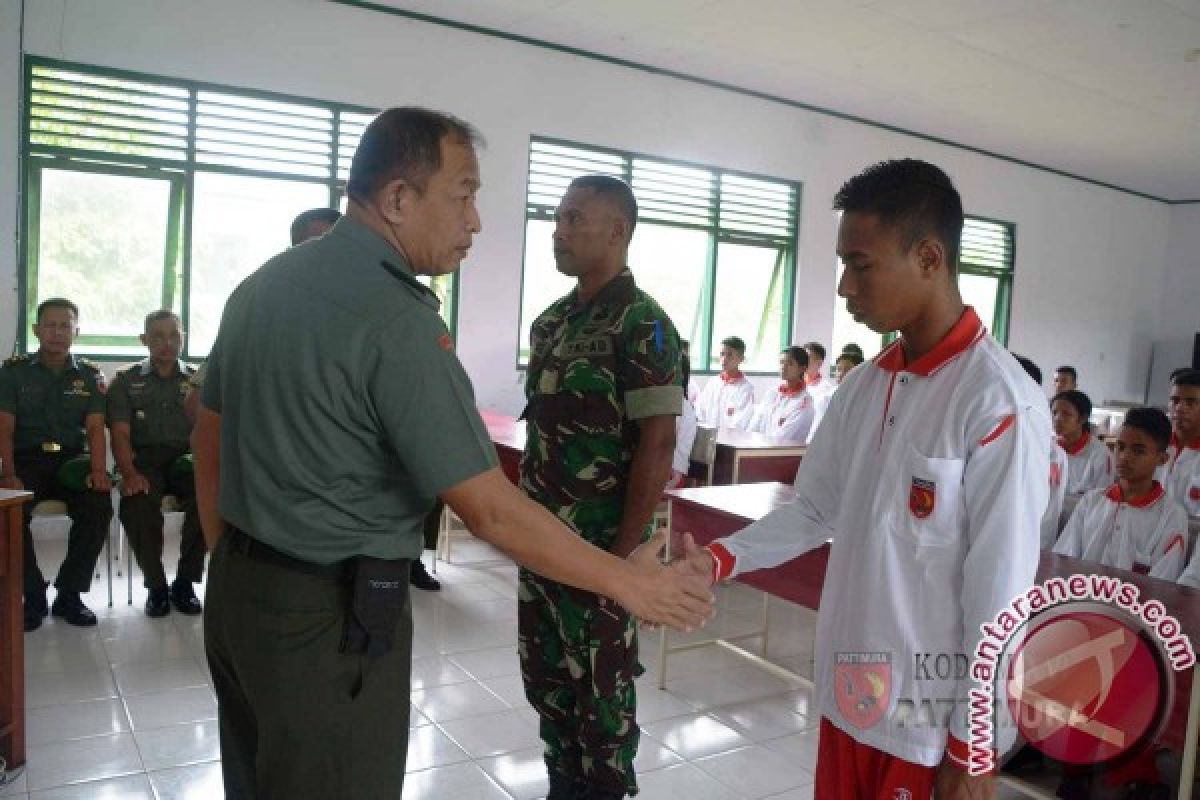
left=521, top=268, right=682, bottom=544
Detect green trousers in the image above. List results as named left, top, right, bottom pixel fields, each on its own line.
left=119, top=445, right=206, bottom=589
left=204, top=533, right=413, bottom=799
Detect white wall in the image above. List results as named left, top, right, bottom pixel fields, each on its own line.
left=1146, top=203, right=1200, bottom=405
left=1, top=0, right=1177, bottom=413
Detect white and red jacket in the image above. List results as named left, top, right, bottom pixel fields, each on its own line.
left=1059, top=431, right=1113, bottom=496
left=1042, top=442, right=1069, bottom=548
left=804, top=372, right=837, bottom=444
left=1158, top=434, right=1200, bottom=517
left=695, top=371, right=755, bottom=429
left=1053, top=482, right=1188, bottom=581
left=746, top=383, right=814, bottom=441
left=706, top=308, right=1050, bottom=768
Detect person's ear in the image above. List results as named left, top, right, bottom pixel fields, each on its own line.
left=378, top=178, right=414, bottom=226
left=915, top=238, right=945, bottom=276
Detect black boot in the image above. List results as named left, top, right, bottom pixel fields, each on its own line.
left=51, top=590, right=97, bottom=627
left=169, top=579, right=203, bottom=615
left=145, top=586, right=171, bottom=618
left=546, top=771, right=585, bottom=800
left=23, top=583, right=49, bottom=632
left=410, top=559, right=441, bottom=591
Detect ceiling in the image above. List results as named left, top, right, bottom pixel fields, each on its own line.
left=345, top=0, right=1200, bottom=203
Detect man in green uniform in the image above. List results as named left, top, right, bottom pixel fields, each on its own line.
left=521, top=175, right=683, bottom=800
left=0, top=297, right=113, bottom=631
left=191, top=108, right=713, bottom=800
left=107, top=310, right=205, bottom=618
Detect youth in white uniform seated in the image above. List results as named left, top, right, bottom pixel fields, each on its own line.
left=694, top=335, right=755, bottom=429
left=1053, top=407, right=1188, bottom=580
left=802, top=341, right=836, bottom=443
left=1052, top=389, right=1112, bottom=496
left=833, top=345, right=864, bottom=386
left=1052, top=364, right=1077, bottom=395
left=1013, top=354, right=1070, bottom=548
left=744, top=345, right=814, bottom=441
left=1159, top=368, right=1200, bottom=516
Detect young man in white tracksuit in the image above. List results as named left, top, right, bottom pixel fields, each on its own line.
left=679, top=159, right=1051, bottom=799
left=695, top=336, right=756, bottom=430
left=745, top=346, right=815, bottom=441
left=1054, top=407, right=1188, bottom=581
left=1159, top=368, right=1200, bottom=516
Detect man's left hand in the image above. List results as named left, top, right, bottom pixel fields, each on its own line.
left=933, top=760, right=995, bottom=800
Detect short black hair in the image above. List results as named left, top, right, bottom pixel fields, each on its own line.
left=36, top=297, right=78, bottom=322
left=1171, top=368, right=1200, bottom=389
left=346, top=107, right=482, bottom=203
left=1012, top=353, right=1043, bottom=386
left=803, top=342, right=826, bottom=362
left=1051, top=389, right=1093, bottom=433
left=1055, top=366, right=1077, bottom=382
left=567, top=175, right=638, bottom=241
left=290, top=208, right=341, bottom=245
left=143, top=310, right=181, bottom=331
left=721, top=336, right=746, bottom=357
left=836, top=351, right=864, bottom=368
left=840, top=343, right=864, bottom=359
left=781, top=346, right=810, bottom=369
left=1122, top=407, right=1172, bottom=452
left=680, top=346, right=691, bottom=391
left=833, top=159, right=964, bottom=273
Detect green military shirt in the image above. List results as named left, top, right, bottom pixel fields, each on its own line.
left=107, top=359, right=196, bottom=450
left=0, top=353, right=106, bottom=453
left=520, top=268, right=682, bottom=544
left=202, top=215, right=497, bottom=564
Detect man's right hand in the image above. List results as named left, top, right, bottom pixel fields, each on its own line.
left=120, top=470, right=150, bottom=496
left=0, top=474, right=23, bottom=490
left=623, top=528, right=715, bottom=631
left=670, top=530, right=717, bottom=584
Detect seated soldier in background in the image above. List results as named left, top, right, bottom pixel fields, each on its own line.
left=0, top=297, right=113, bottom=630
left=1053, top=407, right=1188, bottom=581
left=108, top=311, right=205, bottom=616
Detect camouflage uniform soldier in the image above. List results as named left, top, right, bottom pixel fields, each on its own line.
left=520, top=176, right=682, bottom=800
left=107, top=310, right=206, bottom=617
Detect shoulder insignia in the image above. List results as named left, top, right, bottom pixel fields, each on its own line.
left=78, top=358, right=101, bottom=372
left=2, top=354, right=30, bottom=367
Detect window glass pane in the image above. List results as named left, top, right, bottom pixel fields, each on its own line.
left=188, top=172, right=329, bottom=355
left=710, top=243, right=787, bottom=372
left=32, top=168, right=172, bottom=356
left=415, top=273, right=456, bottom=329
left=628, top=223, right=709, bottom=354
left=959, top=273, right=999, bottom=333
left=517, top=219, right=574, bottom=363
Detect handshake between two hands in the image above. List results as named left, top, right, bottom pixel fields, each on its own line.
left=622, top=529, right=719, bottom=633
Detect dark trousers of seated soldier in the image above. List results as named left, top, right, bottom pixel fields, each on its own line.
left=17, top=450, right=113, bottom=598
left=204, top=531, right=414, bottom=800
left=119, top=445, right=205, bottom=589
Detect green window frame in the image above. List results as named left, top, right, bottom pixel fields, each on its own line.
left=18, top=57, right=457, bottom=359
left=518, top=137, right=800, bottom=374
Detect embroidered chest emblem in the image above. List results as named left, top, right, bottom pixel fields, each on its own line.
left=909, top=477, right=936, bottom=519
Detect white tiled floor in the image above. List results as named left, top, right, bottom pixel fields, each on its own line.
left=0, top=534, right=1155, bottom=799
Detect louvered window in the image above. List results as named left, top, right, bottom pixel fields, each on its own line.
left=519, top=138, right=799, bottom=373
left=21, top=59, right=456, bottom=358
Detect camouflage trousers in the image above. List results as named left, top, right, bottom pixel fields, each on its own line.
left=518, top=567, right=640, bottom=797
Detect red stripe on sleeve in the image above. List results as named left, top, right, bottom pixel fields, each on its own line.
left=978, top=414, right=1016, bottom=447
left=706, top=542, right=736, bottom=582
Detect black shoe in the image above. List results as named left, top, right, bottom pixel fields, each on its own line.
left=51, top=591, right=97, bottom=627
left=169, top=581, right=203, bottom=615
left=23, top=585, right=49, bottom=632
left=410, top=560, right=441, bottom=591
left=145, top=587, right=171, bottom=618
left=546, top=771, right=585, bottom=800
left=1056, top=776, right=1093, bottom=800
left=1124, top=782, right=1170, bottom=800
left=1004, top=743, right=1046, bottom=772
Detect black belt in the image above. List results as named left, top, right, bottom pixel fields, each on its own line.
left=15, top=445, right=81, bottom=458
left=226, top=527, right=350, bottom=581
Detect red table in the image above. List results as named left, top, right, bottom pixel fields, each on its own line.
left=663, top=483, right=1200, bottom=799
left=479, top=409, right=525, bottom=485
left=0, top=490, right=33, bottom=774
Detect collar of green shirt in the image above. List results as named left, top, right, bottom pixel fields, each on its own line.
left=30, top=351, right=82, bottom=373
left=327, top=215, right=440, bottom=309
left=564, top=267, right=636, bottom=317
left=136, top=358, right=189, bottom=378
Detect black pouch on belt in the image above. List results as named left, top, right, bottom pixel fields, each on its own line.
left=341, top=556, right=409, bottom=658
